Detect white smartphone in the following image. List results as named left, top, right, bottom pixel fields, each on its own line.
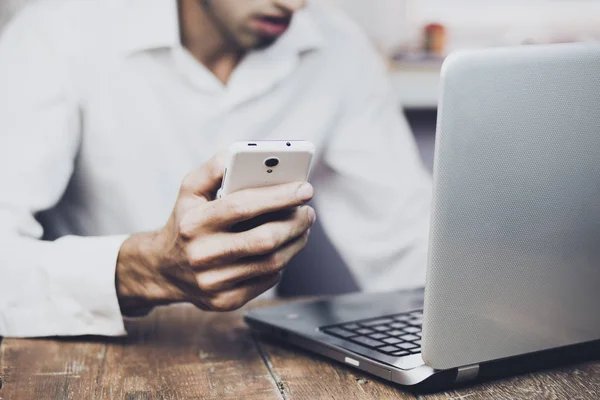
left=217, top=140, right=315, bottom=199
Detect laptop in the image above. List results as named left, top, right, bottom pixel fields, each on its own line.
left=245, top=43, right=600, bottom=391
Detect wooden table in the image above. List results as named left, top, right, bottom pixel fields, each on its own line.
left=1, top=300, right=599, bottom=400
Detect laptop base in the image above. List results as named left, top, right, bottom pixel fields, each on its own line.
left=245, top=289, right=600, bottom=392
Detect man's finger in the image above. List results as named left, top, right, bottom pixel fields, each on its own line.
left=206, top=181, right=314, bottom=228
left=193, top=231, right=309, bottom=293
left=186, top=206, right=315, bottom=265
left=207, top=273, right=281, bottom=312
left=180, top=151, right=228, bottom=199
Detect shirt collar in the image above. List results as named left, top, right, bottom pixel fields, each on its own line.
left=119, top=0, right=324, bottom=56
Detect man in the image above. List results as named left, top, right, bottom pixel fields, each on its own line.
left=0, top=0, right=431, bottom=337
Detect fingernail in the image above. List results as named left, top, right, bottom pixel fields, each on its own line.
left=307, top=207, right=317, bottom=224
left=297, top=183, right=314, bottom=201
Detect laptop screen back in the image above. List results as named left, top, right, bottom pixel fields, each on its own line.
left=423, top=43, right=600, bottom=370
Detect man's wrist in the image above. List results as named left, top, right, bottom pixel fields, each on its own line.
left=115, top=230, right=173, bottom=313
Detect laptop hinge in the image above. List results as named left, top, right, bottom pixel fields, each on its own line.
left=455, top=364, right=480, bottom=384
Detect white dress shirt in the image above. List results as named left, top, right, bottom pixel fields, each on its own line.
left=0, top=0, right=432, bottom=337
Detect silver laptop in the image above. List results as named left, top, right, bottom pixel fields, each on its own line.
left=245, top=43, right=600, bottom=391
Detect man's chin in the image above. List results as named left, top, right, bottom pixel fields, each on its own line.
left=250, top=35, right=279, bottom=50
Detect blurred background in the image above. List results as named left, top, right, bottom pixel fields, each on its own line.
left=332, top=0, right=600, bottom=171
left=2, top=0, right=599, bottom=296
left=3, top=0, right=600, bottom=170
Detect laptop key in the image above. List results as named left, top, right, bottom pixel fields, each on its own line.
left=408, top=316, right=424, bottom=325
left=410, top=311, right=423, bottom=317
left=413, top=339, right=422, bottom=346
left=399, top=334, right=420, bottom=341
left=403, top=326, right=421, bottom=334
left=393, top=315, right=412, bottom=321
left=397, top=342, right=418, bottom=350
left=369, top=333, right=387, bottom=340
left=373, top=325, right=391, bottom=332
left=323, top=327, right=355, bottom=338
left=356, top=328, right=375, bottom=335
left=360, top=318, right=394, bottom=327
left=387, top=330, right=404, bottom=336
left=379, top=345, right=400, bottom=354
left=390, top=322, right=407, bottom=329
left=383, top=337, right=402, bottom=345
left=392, top=350, right=410, bottom=357
left=351, top=336, right=386, bottom=348
left=342, top=323, right=360, bottom=330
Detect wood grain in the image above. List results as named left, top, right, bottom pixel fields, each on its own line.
left=0, top=333, right=107, bottom=399
left=1, top=300, right=600, bottom=400
left=0, top=304, right=280, bottom=400
left=255, top=335, right=415, bottom=400
left=422, top=362, right=600, bottom=400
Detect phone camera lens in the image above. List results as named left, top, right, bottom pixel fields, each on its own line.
left=265, top=158, right=279, bottom=168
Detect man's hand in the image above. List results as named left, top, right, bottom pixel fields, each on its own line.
left=116, top=153, right=316, bottom=313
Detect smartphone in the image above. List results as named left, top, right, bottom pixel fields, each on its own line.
left=217, top=140, right=315, bottom=199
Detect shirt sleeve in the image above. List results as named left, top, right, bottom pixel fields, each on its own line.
left=0, top=8, right=127, bottom=337
left=312, top=41, right=432, bottom=292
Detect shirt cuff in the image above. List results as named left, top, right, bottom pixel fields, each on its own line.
left=41, top=234, right=129, bottom=336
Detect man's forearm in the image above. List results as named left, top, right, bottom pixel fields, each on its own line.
left=115, top=230, right=176, bottom=312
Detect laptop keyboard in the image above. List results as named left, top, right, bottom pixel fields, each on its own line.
left=320, top=310, right=423, bottom=358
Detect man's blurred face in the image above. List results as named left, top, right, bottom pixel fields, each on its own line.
left=200, top=0, right=307, bottom=50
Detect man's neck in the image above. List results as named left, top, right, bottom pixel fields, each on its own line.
left=178, top=0, right=244, bottom=84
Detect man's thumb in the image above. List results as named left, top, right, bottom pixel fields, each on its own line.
left=181, top=152, right=228, bottom=199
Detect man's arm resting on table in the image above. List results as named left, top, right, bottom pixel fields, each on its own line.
left=0, top=9, right=306, bottom=336
left=0, top=155, right=315, bottom=337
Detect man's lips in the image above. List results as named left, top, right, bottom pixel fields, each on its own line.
left=251, top=15, right=292, bottom=37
